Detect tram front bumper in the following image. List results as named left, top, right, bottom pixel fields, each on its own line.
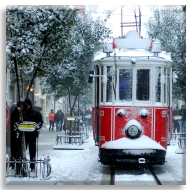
left=99, top=148, right=166, bottom=165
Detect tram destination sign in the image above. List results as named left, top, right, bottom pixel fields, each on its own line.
left=113, top=30, right=152, bottom=50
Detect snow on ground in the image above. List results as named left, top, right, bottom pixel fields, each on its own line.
left=164, top=141, right=186, bottom=184
left=6, top=126, right=186, bottom=185
left=6, top=127, right=103, bottom=185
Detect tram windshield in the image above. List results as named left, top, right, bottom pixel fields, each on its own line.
left=136, top=69, right=150, bottom=101
left=106, top=66, right=112, bottom=102
left=155, top=67, right=161, bottom=102
left=119, top=69, right=133, bottom=101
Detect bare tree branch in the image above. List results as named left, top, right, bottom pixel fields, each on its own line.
left=25, top=50, right=45, bottom=101
left=10, top=27, right=22, bottom=102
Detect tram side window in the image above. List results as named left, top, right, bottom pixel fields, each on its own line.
left=106, top=66, right=112, bottom=102
left=155, top=67, right=161, bottom=102
left=119, top=69, right=132, bottom=101
left=164, top=67, right=167, bottom=104
left=136, top=69, right=150, bottom=101
left=101, top=66, right=103, bottom=102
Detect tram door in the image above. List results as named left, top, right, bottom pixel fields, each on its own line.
left=166, top=66, right=172, bottom=145
left=94, top=65, right=99, bottom=146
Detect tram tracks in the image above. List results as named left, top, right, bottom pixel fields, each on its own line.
left=148, top=165, right=162, bottom=185
left=110, top=164, right=162, bottom=185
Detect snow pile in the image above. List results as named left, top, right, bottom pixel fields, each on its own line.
left=101, top=135, right=166, bottom=150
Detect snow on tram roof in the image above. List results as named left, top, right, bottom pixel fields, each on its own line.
left=93, top=49, right=172, bottom=62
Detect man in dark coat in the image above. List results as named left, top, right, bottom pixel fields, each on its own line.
left=8, top=98, right=43, bottom=171
left=59, top=109, right=64, bottom=131
left=54, top=110, right=59, bottom=132
left=173, top=107, right=180, bottom=133
left=179, top=105, right=186, bottom=133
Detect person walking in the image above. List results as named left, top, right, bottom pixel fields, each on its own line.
left=179, top=105, right=186, bottom=133
left=49, top=109, right=55, bottom=132
left=9, top=98, right=43, bottom=172
left=59, top=109, right=64, bottom=131
left=6, top=104, right=11, bottom=159
left=54, top=110, right=59, bottom=132
left=173, top=107, right=180, bottom=133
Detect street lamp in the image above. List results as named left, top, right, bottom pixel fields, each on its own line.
left=34, top=92, right=39, bottom=105
left=26, top=85, right=34, bottom=92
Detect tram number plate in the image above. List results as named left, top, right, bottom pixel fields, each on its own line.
left=99, top=110, right=104, bottom=116
left=162, top=111, right=167, bottom=117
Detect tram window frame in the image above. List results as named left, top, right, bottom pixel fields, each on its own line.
left=164, top=67, right=167, bottom=104
left=106, top=66, right=113, bottom=102
left=100, top=66, right=103, bottom=103
left=136, top=69, right=150, bottom=101
left=155, top=67, right=161, bottom=102
left=119, top=68, right=133, bottom=101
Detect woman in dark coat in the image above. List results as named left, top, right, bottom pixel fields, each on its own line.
left=8, top=98, right=43, bottom=171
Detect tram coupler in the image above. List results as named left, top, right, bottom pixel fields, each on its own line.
left=138, top=158, right=146, bottom=164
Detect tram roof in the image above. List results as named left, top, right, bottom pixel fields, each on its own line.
left=93, top=49, right=172, bottom=64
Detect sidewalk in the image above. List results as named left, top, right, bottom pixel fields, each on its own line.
left=6, top=126, right=103, bottom=185
left=6, top=126, right=186, bottom=185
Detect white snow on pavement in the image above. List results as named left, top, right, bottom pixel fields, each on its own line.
left=6, top=127, right=186, bottom=185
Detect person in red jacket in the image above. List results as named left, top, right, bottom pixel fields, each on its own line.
left=49, top=109, right=55, bottom=132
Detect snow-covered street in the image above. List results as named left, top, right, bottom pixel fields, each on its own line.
left=6, top=126, right=186, bottom=185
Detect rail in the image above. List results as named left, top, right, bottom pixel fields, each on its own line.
left=110, top=163, right=162, bottom=185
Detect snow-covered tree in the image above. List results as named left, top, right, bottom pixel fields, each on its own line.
left=45, top=16, right=111, bottom=116
left=148, top=6, right=186, bottom=102
left=6, top=6, right=77, bottom=175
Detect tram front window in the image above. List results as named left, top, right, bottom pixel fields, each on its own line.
left=136, top=69, right=150, bottom=101
left=155, top=67, right=161, bottom=102
left=106, top=66, right=112, bottom=102
left=119, top=69, right=132, bottom=101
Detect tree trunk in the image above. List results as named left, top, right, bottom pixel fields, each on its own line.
left=12, top=41, right=45, bottom=176
left=78, top=95, right=80, bottom=132
left=67, top=88, right=78, bottom=143
left=17, top=101, right=27, bottom=176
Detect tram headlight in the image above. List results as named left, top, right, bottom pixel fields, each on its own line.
left=140, top=109, right=148, bottom=118
left=128, top=125, right=139, bottom=136
left=124, top=120, right=142, bottom=139
left=117, top=109, right=125, bottom=117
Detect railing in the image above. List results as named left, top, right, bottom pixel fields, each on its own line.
left=172, top=132, right=186, bottom=149
left=6, top=156, right=51, bottom=179
left=56, top=133, right=84, bottom=145
left=57, top=116, right=92, bottom=146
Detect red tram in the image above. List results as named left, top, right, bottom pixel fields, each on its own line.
left=89, top=31, right=174, bottom=165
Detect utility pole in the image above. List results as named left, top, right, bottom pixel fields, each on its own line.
left=121, top=5, right=124, bottom=37
left=120, top=5, right=142, bottom=37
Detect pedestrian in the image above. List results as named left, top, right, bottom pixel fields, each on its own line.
left=8, top=98, right=43, bottom=172
left=6, top=103, right=11, bottom=159
left=59, top=109, right=64, bottom=131
left=49, top=109, right=55, bottom=132
left=54, top=110, right=59, bottom=132
left=173, top=107, right=180, bottom=133
left=179, top=105, right=186, bottom=133
left=64, top=110, right=72, bottom=132
left=10, top=103, right=17, bottom=114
